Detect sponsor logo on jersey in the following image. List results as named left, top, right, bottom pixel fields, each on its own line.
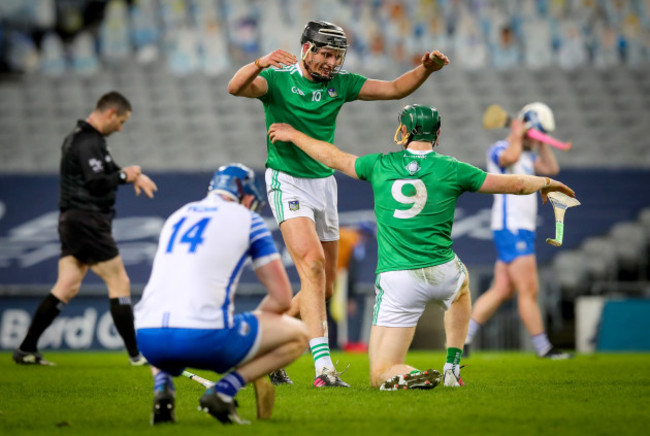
left=89, top=158, right=104, bottom=172
left=327, top=88, right=338, bottom=97
left=288, top=200, right=300, bottom=211
left=291, top=86, right=305, bottom=96
left=406, top=160, right=420, bottom=175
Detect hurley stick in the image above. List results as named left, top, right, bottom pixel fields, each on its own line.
left=252, top=377, right=275, bottom=420
left=182, top=370, right=214, bottom=387
left=546, top=192, right=581, bottom=247
left=482, top=104, right=571, bottom=150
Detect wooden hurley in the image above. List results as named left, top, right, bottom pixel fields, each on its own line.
left=546, top=192, right=581, bottom=247
left=482, top=104, right=572, bottom=151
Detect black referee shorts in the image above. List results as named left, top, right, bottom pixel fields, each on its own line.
left=59, top=210, right=119, bottom=265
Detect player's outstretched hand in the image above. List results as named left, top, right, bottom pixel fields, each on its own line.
left=134, top=173, right=158, bottom=198
left=268, top=123, right=297, bottom=144
left=422, top=50, right=449, bottom=72
left=257, top=50, right=297, bottom=69
left=540, top=179, right=574, bottom=205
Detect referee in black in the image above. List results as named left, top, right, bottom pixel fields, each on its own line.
left=13, top=91, right=158, bottom=366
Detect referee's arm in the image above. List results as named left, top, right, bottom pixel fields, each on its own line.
left=76, top=137, right=122, bottom=195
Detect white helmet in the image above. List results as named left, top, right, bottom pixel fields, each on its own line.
left=518, top=102, right=555, bottom=133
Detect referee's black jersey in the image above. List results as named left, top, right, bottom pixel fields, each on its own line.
left=59, top=120, right=125, bottom=213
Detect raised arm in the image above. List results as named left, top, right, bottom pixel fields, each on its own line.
left=268, top=123, right=359, bottom=179
left=357, top=50, right=449, bottom=101
left=227, top=49, right=297, bottom=98
left=498, top=118, right=526, bottom=167
left=533, top=142, right=560, bottom=175
left=478, top=173, right=575, bottom=204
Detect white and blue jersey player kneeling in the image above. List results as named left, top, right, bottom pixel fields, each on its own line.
left=135, top=163, right=308, bottom=425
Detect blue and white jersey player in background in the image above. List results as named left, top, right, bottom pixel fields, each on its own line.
left=464, top=103, right=573, bottom=359
left=135, top=164, right=308, bottom=425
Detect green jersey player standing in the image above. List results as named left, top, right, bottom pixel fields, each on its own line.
left=268, top=104, right=576, bottom=390
left=228, top=20, right=450, bottom=388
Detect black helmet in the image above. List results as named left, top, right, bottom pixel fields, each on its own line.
left=300, top=20, right=348, bottom=51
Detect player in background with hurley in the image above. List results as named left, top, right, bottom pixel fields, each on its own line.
left=267, top=104, right=575, bottom=389
left=465, top=103, right=573, bottom=359
left=228, top=20, right=449, bottom=387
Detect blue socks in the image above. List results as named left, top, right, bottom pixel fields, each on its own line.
left=154, top=371, right=175, bottom=392
left=215, top=371, right=245, bottom=400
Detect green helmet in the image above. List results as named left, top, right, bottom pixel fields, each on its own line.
left=396, top=104, right=441, bottom=144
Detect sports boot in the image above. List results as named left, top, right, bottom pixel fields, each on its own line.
left=268, top=368, right=293, bottom=385
left=313, top=366, right=350, bottom=388
left=13, top=348, right=55, bottom=366
left=199, top=387, right=249, bottom=424
left=152, top=385, right=176, bottom=425
left=541, top=347, right=574, bottom=360
left=380, top=369, right=441, bottom=391
left=129, top=353, right=148, bottom=366
left=443, top=369, right=465, bottom=387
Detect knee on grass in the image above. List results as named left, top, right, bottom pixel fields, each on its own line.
left=369, top=365, right=399, bottom=388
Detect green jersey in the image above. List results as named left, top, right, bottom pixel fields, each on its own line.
left=355, top=149, right=487, bottom=273
left=259, top=64, right=366, bottom=178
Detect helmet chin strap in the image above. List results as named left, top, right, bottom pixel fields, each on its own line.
left=300, top=42, right=312, bottom=63
left=394, top=124, right=410, bottom=148
left=394, top=125, right=441, bottom=149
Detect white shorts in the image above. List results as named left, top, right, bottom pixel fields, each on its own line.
left=372, top=256, right=467, bottom=328
left=265, top=168, right=339, bottom=241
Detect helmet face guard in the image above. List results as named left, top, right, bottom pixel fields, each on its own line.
left=300, top=21, right=348, bottom=81
left=208, top=163, right=265, bottom=213
left=394, top=105, right=441, bottom=147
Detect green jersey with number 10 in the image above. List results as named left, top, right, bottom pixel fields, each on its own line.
left=355, top=149, right=487, bottom=273
left=259, top=64, right=366, bottom=178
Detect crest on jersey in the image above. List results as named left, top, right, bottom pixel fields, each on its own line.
left=238, top=320, right=250, bottom=336
left=89, top=158, right=104, bottom=173
left=516, top=241, right=527, bottom=252
left=288, top=200, right=300, bottom=211
left=406, top=160, right=420, bottom=175
left=327, top=88, right=338, bottom=97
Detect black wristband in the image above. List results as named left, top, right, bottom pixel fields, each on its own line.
left=119, top=171, right=127, bottom=184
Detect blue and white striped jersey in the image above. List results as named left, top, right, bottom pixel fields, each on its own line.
left=487, top=140, right=538, bottom=232
left=135, top=194, right=279, bottom=329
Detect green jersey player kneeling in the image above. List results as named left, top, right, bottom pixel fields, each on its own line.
left=268, top=105, right=576, bottom=389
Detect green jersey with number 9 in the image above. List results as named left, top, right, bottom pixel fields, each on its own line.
left=355, top=150, right=487, bottom=273
left=259, top=65, right=366, bottom=178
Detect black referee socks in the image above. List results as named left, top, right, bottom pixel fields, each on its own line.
left=19, top=293, right=65, bottom=352
left=109, top=297, right=140, bottom=358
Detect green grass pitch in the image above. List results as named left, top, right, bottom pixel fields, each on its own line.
left=1, top=351, right=649, bottom=436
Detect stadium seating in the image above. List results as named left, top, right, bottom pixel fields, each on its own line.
left=0, top=63, right=649, bottom=173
